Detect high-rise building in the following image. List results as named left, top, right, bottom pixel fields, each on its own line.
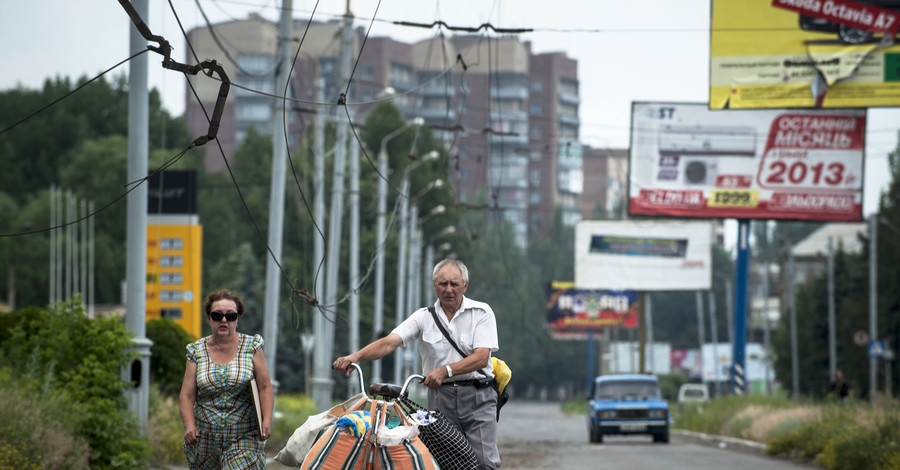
left=185, top=17, right=583, bottom=247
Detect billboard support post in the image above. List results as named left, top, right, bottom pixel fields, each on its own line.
left=638, top=292, right=647, bottom=374
left=587, top=330, right=595, bottom=393
left=732, top=219, right=750, bottom=395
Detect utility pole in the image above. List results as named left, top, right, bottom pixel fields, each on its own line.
left=314, top=4, right=354, bottom=410
left=708, top=290, right=719, bottom=395
left=124, top=0, right=152, bottom=434
left=646, top=295, right=654, bottom=373
left=789, top=246, right=799, bottom=398
left=310, top=66, right=325, bottom=398
left=869, top=214, right=878, bottom=405
left=263, top=0, right=294, bottom=397
left=348, top=138, right=360, bottom=398
left=394, top=174, right=410, bottom=385
left=762, top=262, right=772, bottom=396
left=695, top=291, right=705, bottom=381
left=827, top=237, right=836, bottom=384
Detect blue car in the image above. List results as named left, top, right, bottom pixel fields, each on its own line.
left=587, top=374, right=670, bottom=444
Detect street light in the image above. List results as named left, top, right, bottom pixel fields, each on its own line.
left=372, top=118, right=426, bottom=383
left=394, top=150, right=440, bottom=385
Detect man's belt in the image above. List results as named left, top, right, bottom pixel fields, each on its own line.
left=442, top=379, right=478, bottom=387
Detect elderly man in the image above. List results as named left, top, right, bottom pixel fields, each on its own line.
left=333, top=259, right=500, bottom=469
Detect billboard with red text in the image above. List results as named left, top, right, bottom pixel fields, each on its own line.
left=710, top=0, right=900, bottom=109
left=628, top=102, right=866, bottom=221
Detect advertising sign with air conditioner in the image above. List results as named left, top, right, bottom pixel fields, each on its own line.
left=575, top=219, right=712, bottom=291
left=629, top=102, right=866, bottom=221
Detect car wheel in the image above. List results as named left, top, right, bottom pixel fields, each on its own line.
left=653, top=429, right=670, bottom=444
left=589, top=426, right=602, bottom=444
left=838, top=25, right=873, bottom=44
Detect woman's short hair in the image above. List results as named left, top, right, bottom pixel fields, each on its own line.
left=203, top=289, right=246, bottom=317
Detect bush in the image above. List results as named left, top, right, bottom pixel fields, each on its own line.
left=0, top=302, right=150, bottom=469
left=147, top=317, right=194, bottom=398
left=657, top=373, right=688, bottom=402
left=818, top=407, right=900, bottom=470
left=148, top=385, right=187, bottom=468
left=0, top=367, right=90, bottom=469
left=271, top=393, right=319, bottom=450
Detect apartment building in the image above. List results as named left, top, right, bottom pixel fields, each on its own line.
left=185, top=16, right=583, bottom=247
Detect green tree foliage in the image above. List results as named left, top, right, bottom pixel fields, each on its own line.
left=147, top=318, right=195, bottom=398
left=0, top=74, right=193, bottom=307
left=0, top=302, right=149, bottom=469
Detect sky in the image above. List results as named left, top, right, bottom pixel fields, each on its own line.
left=2, top=0, right=898, bottom=230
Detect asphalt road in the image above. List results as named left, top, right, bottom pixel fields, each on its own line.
left=495, top=401, right=818, bottom=470
left=162, top=401, right=818, bottom=469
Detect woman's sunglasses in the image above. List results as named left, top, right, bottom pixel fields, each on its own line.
left=210, top=310, right=239, bottom=322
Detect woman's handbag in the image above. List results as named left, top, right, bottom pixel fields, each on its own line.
left=396, top=395, right=479, bottom=470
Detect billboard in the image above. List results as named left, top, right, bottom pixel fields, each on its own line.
left=546, top=281, right=638, bottom=337
left=575, top=219, right=712, bottom=291
left=146, top=224, right=203, bottom=339
left=629, top=102, right=866, bottom=221
left=710, top=0, right=900, bottom=109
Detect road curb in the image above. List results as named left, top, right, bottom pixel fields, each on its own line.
left=673, top=429, right=767, bottom=455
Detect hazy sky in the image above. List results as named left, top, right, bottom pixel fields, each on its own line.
left=2, top=0, right=898, bottom=221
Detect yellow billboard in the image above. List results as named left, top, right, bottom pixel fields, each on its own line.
left=710, top=0, right=900, bottom=109
left=146, top=224, right=203, bottom=339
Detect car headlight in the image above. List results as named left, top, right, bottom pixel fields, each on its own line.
left=598, top=410, right=617, bottom=419
left=648, top=409, right=668, bottom=419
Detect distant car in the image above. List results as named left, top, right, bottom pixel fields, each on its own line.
left=798, top=0, right=900, bottom=44
left=587, top=374, right=670, bottom=444
left=677, top=383, right=710, bottom=410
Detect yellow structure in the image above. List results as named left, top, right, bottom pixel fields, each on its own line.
left=146, top=224, right=203, bottom=339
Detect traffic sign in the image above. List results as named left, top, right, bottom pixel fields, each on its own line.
left=853, top=330, right=869, bottom=347
left=868, top=340, right=886, bottom=359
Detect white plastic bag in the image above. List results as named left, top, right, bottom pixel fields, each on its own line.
left=376, top=425, right=419, bottom=446
left=274, top=393, right=365, bottom=466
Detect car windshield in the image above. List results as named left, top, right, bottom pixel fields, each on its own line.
left=595, top=380, right=661, bottom=400
left=684, top=389, right=705, bottom=397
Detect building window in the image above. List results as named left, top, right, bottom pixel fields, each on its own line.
left=359, top=64, right=375, bottom=79
left=530, top=148, right=543, bottom=161
left=236, top=55, right=274, bottom=75
left=531, top=80, right=543, bottom=93
left=559, top=78, right=578, bottom=96
left=530, top=191, right=541, bottom=204
left=530, top=125, right=543, bottom=138
left=530, top=102, right=543, bottom=115
left=530, top=169, right=542, bottom=186
left=237, top=103, right=271, bottom=121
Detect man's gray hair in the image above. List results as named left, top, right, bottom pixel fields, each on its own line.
left=433, top=259, right=469, bottom=283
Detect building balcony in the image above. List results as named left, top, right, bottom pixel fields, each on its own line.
left=489, top=132, right=529, bottom=146
left=558, top=113, right=580, bottom=127
left=490, top=86, right=529, bottom=101
left=558, top=91, right=580, bottom=105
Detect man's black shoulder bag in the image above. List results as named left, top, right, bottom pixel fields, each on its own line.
left=427, top=307, right=510, bottom=421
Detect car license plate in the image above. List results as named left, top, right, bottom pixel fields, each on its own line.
left=620, top=423, right=646, bottom=432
